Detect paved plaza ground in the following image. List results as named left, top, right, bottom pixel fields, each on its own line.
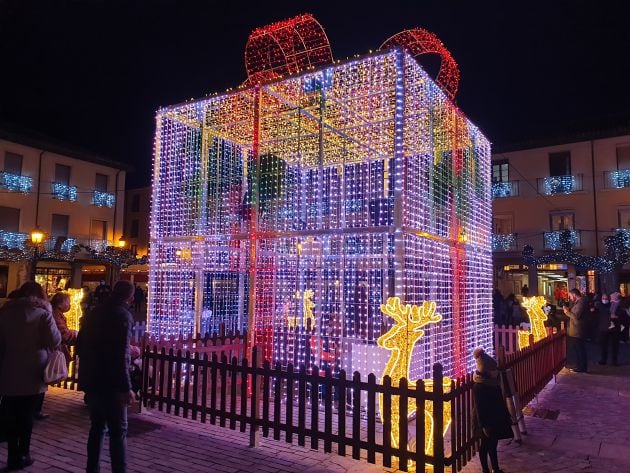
left=2, top=341, right=629, bottom=473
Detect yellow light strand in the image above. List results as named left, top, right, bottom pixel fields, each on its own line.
left=377, top=297, right=452, bottom=470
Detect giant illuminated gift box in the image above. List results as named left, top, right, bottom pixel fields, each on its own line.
left=148, top=48, right=492, bottom=381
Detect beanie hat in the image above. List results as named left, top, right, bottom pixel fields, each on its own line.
left=473, top=348, right=499, bottom=385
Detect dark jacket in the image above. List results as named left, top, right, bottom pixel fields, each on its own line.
left=77, top=297, right=132, bottom=393
left=472, top=382, right=513, bottom=440
left=565, top=296, right=589, bottom=339
left=0, top=297, right=61, bottom=395
left=596, top=301, right=612, bottom=332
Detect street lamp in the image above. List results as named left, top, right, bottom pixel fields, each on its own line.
left=30, top=227, right=45, bottom=245
left=29, top=226, right=46, bottom=281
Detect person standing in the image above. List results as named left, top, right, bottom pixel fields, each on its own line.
left=34, top=292, right=78, bottom=419
left=133, top=285, right=145, bottom=314
left=563, top=288, right=590, bottom=372
left=93, top=280, right=111, bottom=305
left=77, top=281, right=135, bottom=473
left=472, top=348, right=511, bottom=473
left=0, top=282, right=61, bottom=470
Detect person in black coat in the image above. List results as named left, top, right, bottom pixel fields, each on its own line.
left=77, top=280, right=135, bottom=473
left=472, top=348, right=512, bottom=473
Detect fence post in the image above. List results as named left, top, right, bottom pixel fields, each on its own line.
left=249, top=346, right=261, bottom=448
left=432, top=363, right=444, bottom=473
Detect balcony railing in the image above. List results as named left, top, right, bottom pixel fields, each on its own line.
left=51, top=182, right=78, bottom=201
left=616, top=228, right=630, bottom=247
left=0, top=230, right=29, bottom=249
left=1, top=172, right=33, bottom=193
left=492, top=233, right=518, bottom=251
left=537, top=174, right=583, bottom=195
left=92, top=190, right=116, bottom=208
left=604, top=169, right=630, bottom=189
left=88, top=239, right=113, bottom=251
left=491, top=181, right=519, bottom=198
left=44, top=237, right=78, bottom=253
left=543, top=230, right=581, bottom=249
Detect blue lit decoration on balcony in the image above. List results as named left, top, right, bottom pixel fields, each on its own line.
left=525, top=229, right=630, bottom=274
left=618, top=228, right=630, bottom=247
left=0, top=172, right=33, bottom=193
left=543, top=175, right=575, bottom=195
left=544, top=230, right=579, bottom=250
left=609, top=169, right=630, bottom=188
left=492, top=233, right=516, bottom=251
left=92, top=191, right=116, bottom=208
left=52, top=182, right=78, bottom=201
left=491, top=181, right=512, bottom=198
left=0, top=230, right=29, bottom=249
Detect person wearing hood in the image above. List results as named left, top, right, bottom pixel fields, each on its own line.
left=0, top=281, right=61, bottom=470
left=471, top=348, right=512, bottom=473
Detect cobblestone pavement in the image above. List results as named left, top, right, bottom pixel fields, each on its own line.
left=461, top=340, right=630, bottom=473
left=2, top=341, right=629, bottom=473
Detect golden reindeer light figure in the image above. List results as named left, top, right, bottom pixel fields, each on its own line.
left=286, top=289, right=316, bottom=330
left=303, top=289, right=315, bottom=329
left=66, top=288, right=85, bottom=331
left=518, top=295, right=549, bottom=349
left=377, top=297, right=452, bottom=468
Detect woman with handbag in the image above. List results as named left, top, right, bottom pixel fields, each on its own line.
left=0, top=282, right=61, bottom=471
left=33, top=292, right=77, bottom=420
left=472, top=348, right=512, bottom=473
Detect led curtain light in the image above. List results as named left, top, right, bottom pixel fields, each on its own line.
left=148, top=19, right=492, bottom=384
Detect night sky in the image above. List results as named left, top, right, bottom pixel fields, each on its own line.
left=1, top=0, right=629, bottom=187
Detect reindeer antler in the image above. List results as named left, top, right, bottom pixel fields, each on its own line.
left=380, top=297, right=412, bottom=325
left=409, top=301, right=442, bottom=330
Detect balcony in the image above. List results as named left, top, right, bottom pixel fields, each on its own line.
left=537, top=174, right=583, bottom=195
left=491, top=181, right=519, bottom=199
left=92, top=190, right=116, bottom=208
left=0, top=230, right=29, bottom=249
left=0, top=172, right=33, bottom=193
left=616, top=228, right=630, bottom=246
left=44, top=236, right=78, bottom=253
left=604, top=169, right=630, bottom=189
left=88, top=239, right=112, bottom=251
left=543, top=230, right=581, bottom=249
left=492, top=233, right=518, bottom=251
left=52, top=182, right=78, bottom=201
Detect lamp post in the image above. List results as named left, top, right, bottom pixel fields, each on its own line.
left=29, top=226, right=46, bottom=282
left=118, top=235, right=127, bottom=249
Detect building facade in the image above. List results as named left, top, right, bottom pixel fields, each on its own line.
left=0, top=130, right=127, bottom=298
left=120, top=186, right=150, bottom=288
left=492, top=129, right=630, bottom=301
